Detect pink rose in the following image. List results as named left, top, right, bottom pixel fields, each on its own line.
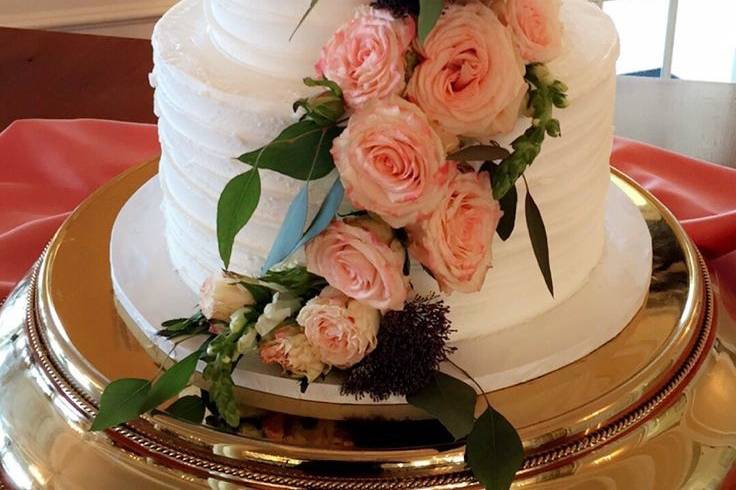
left=315, top=6, right=415, bottom=109
left=259, top=325, right=327, bottom=382
left=297, top=287, right=380, bottom=369
left=496, top=0, right=563, bottom=63
left=406, top=3, right=526, bottom=138
left=306, top=217, right=410, bottom=311
left=331, top=96, right=451, bottom=228
left=199, top=271, right=255, bottom=322
left=408, top=169, right=502, bottom=294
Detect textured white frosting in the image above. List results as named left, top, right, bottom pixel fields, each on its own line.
left=151, top=0, right=620, bottom=341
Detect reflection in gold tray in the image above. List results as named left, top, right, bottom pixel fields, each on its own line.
left=0, top=160, right=734, bottom=489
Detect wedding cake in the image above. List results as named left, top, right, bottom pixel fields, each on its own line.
left=101, top=0, right=654, bottom=483
left=152, top=0, right=620, bottom=340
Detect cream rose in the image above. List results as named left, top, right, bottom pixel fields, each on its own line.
left=331, top=96, right=451, bottom=228
left=199, top=271, right=255, bottom=322
left=406, top=2, right=526, bottom=138
left=297, top=287, right=381, bottom=369
left=496, top=0, right=563, bottom=63
left=315, top=6, right=415, bottom=109
left=259, top=325, right=327, bottom=382
left=408, top=169, right=502, bottom=294
left=306, top=217, right=410, bottom=311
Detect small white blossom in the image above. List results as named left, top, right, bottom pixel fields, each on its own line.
left=255, top=292, right=302, bottom=337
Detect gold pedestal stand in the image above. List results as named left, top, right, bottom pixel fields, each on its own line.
left=0, top=161, right=734, bottom=489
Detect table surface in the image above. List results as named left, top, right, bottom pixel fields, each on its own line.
left=1, top=27, right=734, bottom=167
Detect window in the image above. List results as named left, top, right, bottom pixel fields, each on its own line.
left=602, top=0, right=736, bottom=83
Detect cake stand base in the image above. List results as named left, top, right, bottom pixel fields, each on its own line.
left=0, top=161, right=734, bottom=489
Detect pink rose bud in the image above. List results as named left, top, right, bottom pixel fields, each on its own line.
left=198, top=271, right=255, bottom=322
left=315, top=6, right=416, bottom=109
left=306, top=217, right=410, bottom=311
left=331, top=96, right=451, bottom=228
left=408, top=169, right=502, bottom=294
left=407, top=2, right=527, bottom=139
left=495, top=0, right=563, bottom=64
left=297, top=287, right=380, bottom=369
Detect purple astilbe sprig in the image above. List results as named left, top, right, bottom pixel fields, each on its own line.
left=371, top=0, right=421, bottom=17
left=341, top=294, right=456, bottom=401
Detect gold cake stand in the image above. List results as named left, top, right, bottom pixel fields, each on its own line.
left=0, top=160, right=735, bottom=489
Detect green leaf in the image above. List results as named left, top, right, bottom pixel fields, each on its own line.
left=261, top=266, right=327, bottom=299
left=165, top=395, right=206, bottom=424
left=161, top=318, right=189, bottom=328
left=143, top=350, right=201, bottom=412
left=497, top=183, right=518, bottom=241
left=418, top=0, right=444, bottom=43
left=290, top=0, right=319, bottom=41
left=90, top=379, right=151, bottom=431
left=158, top=312, right=208, bottom=339
left=407, top=372, right=477, bottom=440
left=525, top=187, right=554, bottom=296
left=262, top=182, right=310, bottom=273
left=241, top=283, right=273, bottom=306
left=304, top=77, right=343, bottom=98
left=465, top=407, right=524, bottom=490
left=236, top=121, right=341, bottom=181
left=217, top=169, right=261, bottom=269
left=449, top=145, right=510, bottom=163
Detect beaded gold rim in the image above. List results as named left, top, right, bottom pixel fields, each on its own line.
left=21, top=237, right=715, bottom=488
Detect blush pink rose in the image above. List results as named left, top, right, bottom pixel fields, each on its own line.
left=315, top=6, right=415, bottom=109
left=496, top=0, right=563, bottom=63
left=259, top=325, right=327, bottom=382
left=306, top=217, right=410, bottom=311
left=406, top=2, right=526, bottom=139
left=331, top=96, right=451, bottom=228
left=297, top=287, right=380, bottom=369
left=408, top=169, right=502, bottom=294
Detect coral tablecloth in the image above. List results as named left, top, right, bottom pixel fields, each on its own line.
left=1, top=120, right=735, bottom=316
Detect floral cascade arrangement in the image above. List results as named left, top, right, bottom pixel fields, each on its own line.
left=94, top=0, right=569, bottom=487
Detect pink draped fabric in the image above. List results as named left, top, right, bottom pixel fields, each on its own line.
left=0, top=120, right=734, bottom=310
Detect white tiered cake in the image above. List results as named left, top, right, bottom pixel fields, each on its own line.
left=152, top=0, right=621, bottom=341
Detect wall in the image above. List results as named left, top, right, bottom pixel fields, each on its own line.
left=0, top=0, right=176, bottom=38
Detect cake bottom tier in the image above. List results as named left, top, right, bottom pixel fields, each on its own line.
left=111, top=171, right=652, bottom=414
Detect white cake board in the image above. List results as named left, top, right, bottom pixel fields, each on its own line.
left=111, top=175, right=652, bottom=405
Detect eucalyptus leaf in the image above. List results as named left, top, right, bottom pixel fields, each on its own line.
left=289, top=0, right=319, bottom=41
left=406, top=372, right=477, bottom=440
left=90, top=379, right=151, bottom=431
left=297, top=178, right=345, bottom=248
left=143, top=350, right=201, bottom=412
left=418, top=0, right=444, bottom=43
left=449, top=145, right=510, bottom=163
left=262, top=183, right=310, bottom=273
left=165, top=395, right=206, bottom=424
left=217, top=169, right=261, bottom=269
left=525, top=187, right=554, bottom=296
left=497, top=184, right=518, bottom=241
left=465, top=407, right=524, bottom=490
left=237, top=121, right=341, bottom=181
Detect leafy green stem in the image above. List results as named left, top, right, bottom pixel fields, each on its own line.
left=492, top=64, right=568, bottom=201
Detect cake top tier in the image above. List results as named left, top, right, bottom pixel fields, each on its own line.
left=206, top=0, right=368, bottom=78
